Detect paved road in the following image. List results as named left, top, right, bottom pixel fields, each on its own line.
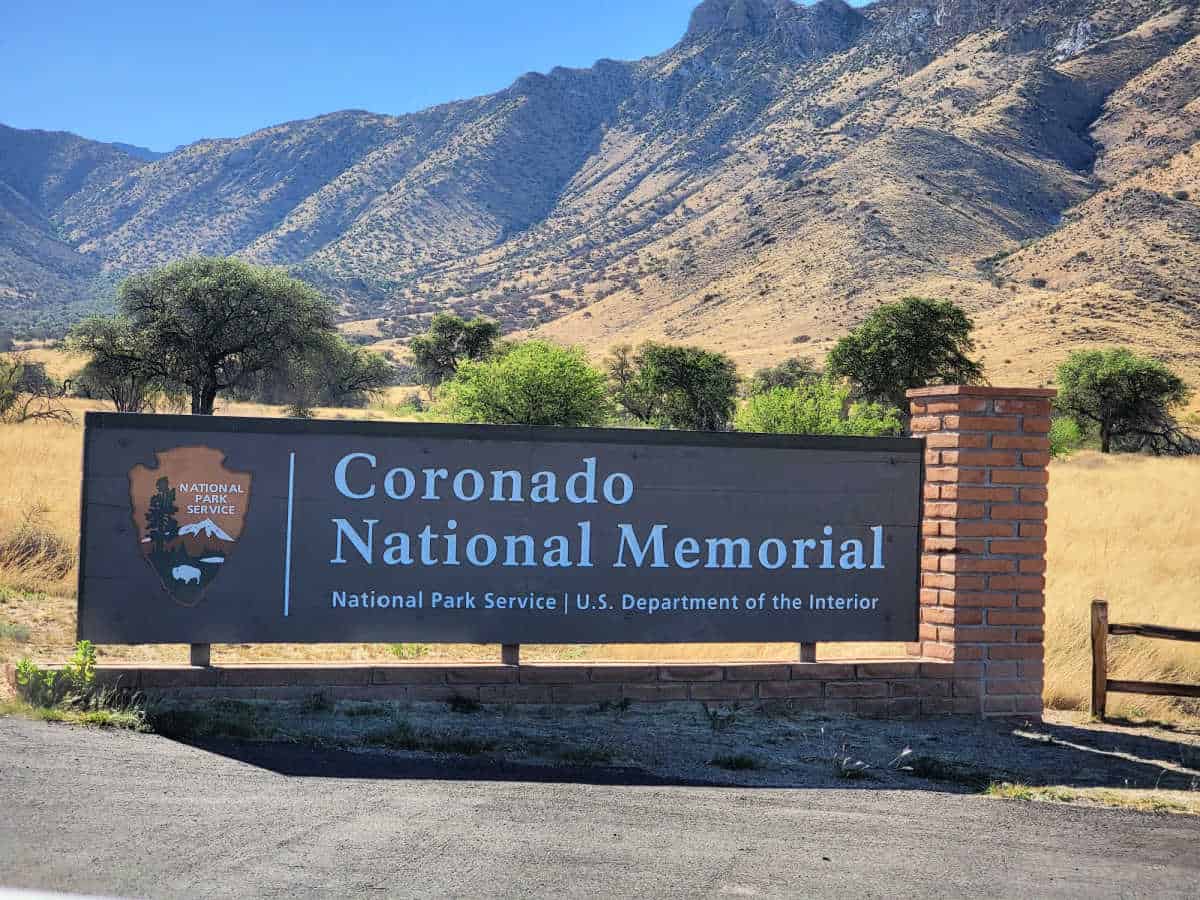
left=1, top=717, right=1197, bottom=899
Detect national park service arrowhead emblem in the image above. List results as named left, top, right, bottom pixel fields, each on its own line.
left=129, top=447, right=252, bottom=607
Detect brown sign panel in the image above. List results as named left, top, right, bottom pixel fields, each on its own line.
left=78, top=414, right=924, bottom=645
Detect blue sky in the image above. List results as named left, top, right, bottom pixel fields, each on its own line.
left=2, top=1, right=869, bottom=152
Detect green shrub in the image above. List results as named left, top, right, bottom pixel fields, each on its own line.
left=15, top=640, right=97, bottom=708
left=0, top=621, right=31, bottom=642
left=1048, top=417, right=1084, bottom=459
left=438, top=341, right=609, bottom=427
left=735, top=381, right=902, bottom=437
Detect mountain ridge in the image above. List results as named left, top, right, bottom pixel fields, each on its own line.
left=2, top=0, right=1199, bottom=393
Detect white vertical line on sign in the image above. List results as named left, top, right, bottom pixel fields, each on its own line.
left=283, top=451, right=296, bottom=617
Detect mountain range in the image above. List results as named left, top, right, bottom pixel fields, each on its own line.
left=2, top=0, right=1199, bottom=391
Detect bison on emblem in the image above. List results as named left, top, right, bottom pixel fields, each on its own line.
left=128, top=446, right=251, bottom=607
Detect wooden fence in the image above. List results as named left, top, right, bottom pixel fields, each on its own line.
left=1090, top=599, right=1200, bottom=718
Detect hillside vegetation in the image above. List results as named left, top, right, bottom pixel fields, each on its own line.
left=1, top=0, right=1199, bottom=390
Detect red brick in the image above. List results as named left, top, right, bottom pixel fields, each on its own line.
left=1013, top=695, right=1044, bottom=715
left=954, top=450, right=1021, bottom=467
left=947, top=521, right=1016, bottom=537
left=924, top=607, right=984, bottom=626
left=917, top=399, right=989, bottom=414
left=986, top=679, right=1042, bottom=696
left=926, top=433, right=988, bottom=449
left=944, top=416, right=1020, bottom=432
left=1019, top=487, right=1049, bottom=503
left=1019, top=559, right=1047, bottom=574
left=518, top=665, right=590, bottom=684
left=586, top=665, right=658, bottom=683
left=856, top=662, right=922, bottom=678
left=993, top=399, right=1052, bottom=415
left=991, top=505, right=1047, bottom=521
left=1019, top=523, right=1048, bottom=537
left=920, top=588, right=941, bottom=606
left=924, top=483, right=941, bottom=500
left=941, top=485, right=1016, bottom=502
left=1017, top=629, right=1045, bottom=644
left=922, top=573, right=986, bottom=591
left=689, top=682, right=756, bottom=701
left=757, top=681, right=823, bottom=700
left=791, top=663, right=859, bottom=680
left=920, top=623, right=940, bottom=642
left=991, top=435, right=1051, bottom=451
left=948, top=591, right=1016, bottom=608
left=921, top=661, right=984, bottom=679
left=942, top=557, right=1015, bottom=574
left=988, top=539, right=1047, bottom=556
left=825, top=682, right=889, bottom=699
left=445, top=666, right=518, bottom=684
left=988, top=575, right=1045, bottom=591
left=988, top=614, right=1046, bottom=628
left=1017, top=593, right=1045, bottom=608
left=940, top=625, right=1016, bottom=643
left=659, top=666, right=723, bottom=682
left=923, top=537, right=987, bottom=554
left=910, top=416, right=944, bottom=433
left=1022, top=451, right=1051, bottom=467
left=988, top=645, right=1042, bottom=660
left=953, top=679, right=983, bottom=698
left=991, top=469, right=1050, bottom=485
left=723, top=664, right=792, bottom=682
left=1023, top=417, right=1053, bottom=434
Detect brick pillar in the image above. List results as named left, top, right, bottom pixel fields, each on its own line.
left=907, top=386, right=1056, bottom=718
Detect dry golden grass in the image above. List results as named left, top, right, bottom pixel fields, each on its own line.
left=0, top=404, right=1197, bottom=722
left=1045, top=451, right=1200, bottom=721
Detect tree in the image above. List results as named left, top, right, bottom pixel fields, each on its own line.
left=69, top=316, right=167, bottom=413
left=826, top=297, right=985, bottom=410
left=410, top=313, right=500, bottom=389
left=274, top=332, right=395, bottom=418
left=145, top=477, right=179, bottom=556
left=0, top=354, right=72, bottom=424
left=606, top=342, right=739, bottom=431
left=735, top=381, right=902, bottom=437
left=1055, top=348, right=1197, bottom=454
left=71, top=257, right=336, bottom=415
left=747, top=357, right=820, bottom=396
left=439, top=341, right=609, bottom=427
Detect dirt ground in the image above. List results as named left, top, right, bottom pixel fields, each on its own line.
left=137, top=696, right=1200, bottom=815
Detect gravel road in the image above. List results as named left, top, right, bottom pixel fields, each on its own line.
left=1, top=716, right=1197, bottom=899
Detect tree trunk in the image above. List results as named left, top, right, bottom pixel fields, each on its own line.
left=191, top=379, right=218, bottom=415
left=1100, top=424, right=1112, bottom=454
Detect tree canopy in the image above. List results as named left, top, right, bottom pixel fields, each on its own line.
left=1055, top=348, right=1196, bottom=454
left=746, top=357, right=820, bottom=396
left=735, top=380, right=902, bottom=437
left=70, top=257, right=339, bottom=414
left=607, top=342, right=739, bottom=431
left=438, top=341, right=609, bottom=427
left=410, top=313, right=500, bottom=389
left=826, top=297, right=985, bottom=411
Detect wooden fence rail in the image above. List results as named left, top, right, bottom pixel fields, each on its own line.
left=1090, top=599, right=1200, bottom=718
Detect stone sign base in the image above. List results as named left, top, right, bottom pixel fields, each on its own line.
left=3, top=659, right=1003, bottom=718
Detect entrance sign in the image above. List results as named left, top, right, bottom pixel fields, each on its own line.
left=78, top=413, right=923, bottom=644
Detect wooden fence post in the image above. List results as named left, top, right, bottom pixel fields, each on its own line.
left=190, top=643, right=211, bottom=668
left=1091, top=600, right=1108, bottom=719
left=799, top=643, right=817, bottom=663
left=501, top=644, right=520, bottom=666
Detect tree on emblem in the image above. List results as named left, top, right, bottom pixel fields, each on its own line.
left=146, top=477, right=179, bottom=555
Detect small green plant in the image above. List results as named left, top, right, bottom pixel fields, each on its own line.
left=390, top=643, right=431, bottom=660
left=15, top=640, right=97, bottom=707
left=710, top=753, right=761, bottom=771
left=1048, top=417, right=1084, bottom=459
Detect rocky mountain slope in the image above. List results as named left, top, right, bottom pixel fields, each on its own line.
left=2, top=0, right=1199, bottom=388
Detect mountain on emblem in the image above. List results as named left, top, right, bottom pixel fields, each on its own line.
left=128, top=447, right=252, bottom=607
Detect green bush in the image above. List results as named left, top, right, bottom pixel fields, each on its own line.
left=735, top=381, right=902, bottom=437
left=438, top=341, right=609, bottom=427
left=1048, top=417, right=1084, bottom=459
left=15, top=640, right=96, bottom=708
